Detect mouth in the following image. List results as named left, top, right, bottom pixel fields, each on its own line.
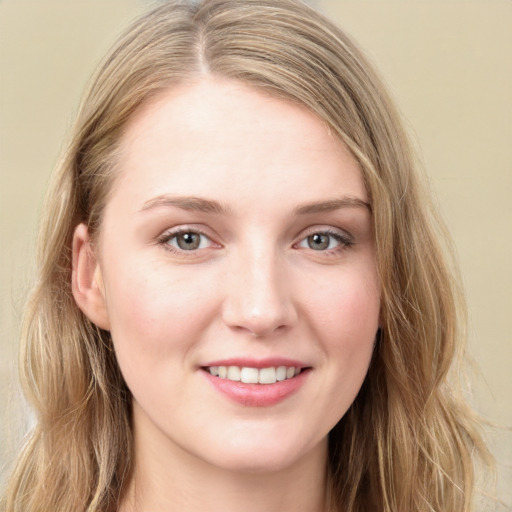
left=202, top=365, right=306, bottom=384
left=200, top=358, right=312, bottom=406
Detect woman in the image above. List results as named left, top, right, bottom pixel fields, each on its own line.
left=1, top=0, right=492, bottom=511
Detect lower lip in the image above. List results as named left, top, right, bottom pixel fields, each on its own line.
left=202, top=369, right=310, bottom=407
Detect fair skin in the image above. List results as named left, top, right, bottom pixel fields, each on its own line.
left=72, top=77, right=380, bottom=512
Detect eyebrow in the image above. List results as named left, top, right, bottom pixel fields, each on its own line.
left=139, top=194, right=371, bottom=215
left=140, top=195, right=231, bottom=215
left=294, top=197, right=372, bottom=215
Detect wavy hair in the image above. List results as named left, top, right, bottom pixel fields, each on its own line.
left=1, top=0, right=491, bottom=510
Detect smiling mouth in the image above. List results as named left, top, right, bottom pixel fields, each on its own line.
left=203, top=365, right=306, bottom=384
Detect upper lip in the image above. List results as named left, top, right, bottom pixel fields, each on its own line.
left=201, top=357, right=309, bottom=369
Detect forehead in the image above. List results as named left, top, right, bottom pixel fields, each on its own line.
left=109, top=77, right=367, bottom=213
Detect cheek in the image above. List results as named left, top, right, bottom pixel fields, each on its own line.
left=102, top=260, right=219, bottom=374
left=303, top=265, right=379, bottom=394
left=280, top=266, right=379, bottom=441
left=102, top=266, right=224, bottom=422
left=306, top=267, right=380, bottom=345
left=326, top=286, right=378, bottom=379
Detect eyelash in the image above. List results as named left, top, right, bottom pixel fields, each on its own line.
left=156, top=227, right=354, bottom=256
left=157, top=227, right=216, bottom=256
left=294, top=228, right=354, bottom=255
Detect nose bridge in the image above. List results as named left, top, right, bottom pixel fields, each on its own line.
left=222, top=240, right=296, bottom=336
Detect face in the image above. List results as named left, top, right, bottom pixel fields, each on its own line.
left=80, top=78, right=380, bottom=474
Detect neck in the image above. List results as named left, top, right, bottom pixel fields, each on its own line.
left=119, top=418, right=331, bottom=512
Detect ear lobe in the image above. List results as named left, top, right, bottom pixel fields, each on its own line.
left=72, top=223, right=111, bottom=330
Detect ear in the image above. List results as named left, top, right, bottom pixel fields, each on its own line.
left=72, top=223, right=111, bottom=330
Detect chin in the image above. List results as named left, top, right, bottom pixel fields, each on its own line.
left=218, top=455, right=296, bottom=474
left=196, top=434, right=326, bottom=475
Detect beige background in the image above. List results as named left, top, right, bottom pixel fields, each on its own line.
left=1, top=0, right=510, bottom=504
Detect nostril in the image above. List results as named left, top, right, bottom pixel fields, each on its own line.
left=230, top=321, right=290, bottom=338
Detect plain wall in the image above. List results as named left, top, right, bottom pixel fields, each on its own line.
left=1, top=0, right=510, bottom=504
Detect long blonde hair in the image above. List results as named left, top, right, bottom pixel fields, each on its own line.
left=1, top=1, right=492, bottom=510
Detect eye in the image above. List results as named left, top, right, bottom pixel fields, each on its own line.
left=159, top=229, right=214, bottom=252
left=296, top=229, right=352, bottom=252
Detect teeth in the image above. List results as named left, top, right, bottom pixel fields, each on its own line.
left=208, top=365, right=302, bottom=384
left=276, top=366, right=287, bottom=381
left=227, top=366, right=241, bottom=381
left=240, top=367, right=259, bottom=384
left=259, top=367, right=276, bottom=384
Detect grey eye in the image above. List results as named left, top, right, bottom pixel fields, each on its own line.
left=299, top=232, right=342, bottom=251
left=176, top=232, right=201, bottom=250
left=307, top=233, right=330, bottom=250
left=167, top=232, right=211, bottom=251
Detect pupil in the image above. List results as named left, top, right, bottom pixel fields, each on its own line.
left=309, top=233, right=329, bottom=250
left=177, top=233, right=200, bottom=250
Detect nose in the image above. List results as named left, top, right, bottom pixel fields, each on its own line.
left=221, top=248, right=298, bottom=337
